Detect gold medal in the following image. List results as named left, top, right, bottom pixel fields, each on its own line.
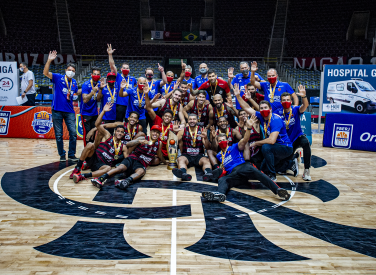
left=137, top=87, right=144, bottom=108
left=220, top=164, right=224, bottom=169
left=114, top=155, right=119, bottom=160
left=192, top=142, right=196, bottom=147
left=210, top=80, right=218, bottom=98
left=284, top=109, right=292, bottom=130
left=220, top=145, right=229, bottom=169
left=189, top=126, right=198, bottom=148
left=107, top=84, right=116, bottom=103
left=148, top=141, right=153, bottom=146
left=138, top=103, right=142, bottom=108
left=113, top=137, right=121, bottom=159
left=263, top=118, right=271, bottom=137
left=65, top=75, right=72, bottom=101
left=269, top=84, right=276, bottom=104
left=270, top=98, right=274, bottom=103
left=111, top=99, right=114, bottom=104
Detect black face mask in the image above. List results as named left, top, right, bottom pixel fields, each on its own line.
left=146, top=74, right=154, bottom=80
left=241, top=69, right=249, bottom=75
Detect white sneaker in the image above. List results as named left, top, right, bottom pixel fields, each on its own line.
left=302, top=169, right=311, bottom=181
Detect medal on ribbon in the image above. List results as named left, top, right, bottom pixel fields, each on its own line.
left=269, top=85, right=276, bottom=103
left=137, top=88, right=145, bottom=108
left=189, top=126, right=198, bottom=147
left=107, top=84, right=115, bottom=104
left=65, top=76, right=72, bottom=101
left=284, top=109, right=293, bottom=130
left=113, top=137, right=121, bottom=159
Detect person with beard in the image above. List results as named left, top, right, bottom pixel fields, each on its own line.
left=84, top=110, right=145, bottom=145
left=43, top=50, right=79, bottom=161
left=91, top=125, right=166, bottom=190
left=144, top=90, right=181, bottom=163
left=281, top=86, right=311, bottom=181
left=118, top=77, right=148, bottom=134
left=193, top=63, right=209, bottom=90
left=241, top=83, right=265, bottom=111
left=107, top=44, right=138, bottom=123
left=70, top=103, right=128, bottom=184
left=201, top=115, right=291, bottom=203
left=228, top=62, right=265, bottom=110
left=196, top=70, right=232, bottom=106
left=184, top=90, right=213, bottom=128
left=172, top=114, right=222, bottom=182
left=212, top=94, right=238, bottom=129
left=80, top=66, right=101, bottom=143
left=250, top=61, right=298, bottom=116
left=164, top=80, right=196, bottom=107
left=159, top=71, right=176, bottom=95
left=234, top=84, right=298, bottom=182
left=236, top=108, right=264, bottom=168
left=151, top=88, right=186, bottom=124
left=97, top=72, right=118, bottom=128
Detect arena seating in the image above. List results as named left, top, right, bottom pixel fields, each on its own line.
left=285, top=0, right=375, bottom=57
left=280, top=63, right=320, bottom=89
left=149, top=0, right=205, bottom=32
left=0, top=0, right=59, bottom=52
left=30, top=65, right=67, bottom=87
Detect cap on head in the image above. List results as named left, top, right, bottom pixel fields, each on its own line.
left=107, top=72, right=116, bottom=78
left=150, top=125, right=162, bottom=133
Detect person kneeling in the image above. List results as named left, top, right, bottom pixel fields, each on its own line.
left=202, top=115, right=291, bottom=202
left=91, top=125, right=166, bottom=189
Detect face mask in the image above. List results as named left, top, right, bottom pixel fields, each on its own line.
left=138, top=84, right=145, bottom=90
left=282, top=101, right=292, bottom=109
left=185, top=71, right=192, bottom=77
left=92, top=75, right=100, bottom=82
left=268, top=76, right=277, bottom=84
left=146, top=74, right=153, bottom=80
left=218, top=140, right=228, bottom=150
left=122, top=69, right=130, bottom=76
left=260, top=109, right=271, bottom=118
left=107, top=79, right=115, bottom=85
left=199, top=68, right=207, bottom=74
left=241, top=69, right=249, bottom=75
left=19, top=67, right=24, bottom=72
left=167, top=76, right=174, bottom=83
left=66, top=70, right=75, bottom=78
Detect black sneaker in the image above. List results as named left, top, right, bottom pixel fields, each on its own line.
left=68, top=155, right=79, bottom=162
left=60, top=155, right=66, bottom=162
left=290, top=158, right=299, bottom=177
left=202, top=191, right=226, bottom=202
left=277, top=188, right=291, bottom=201
left=115, top=179, right=132, bottom=190
left=212, top=167, right=223, bottom=180
left=172, top=168, right=192, bottom=181
left=203, top=172, right=214, bottom=182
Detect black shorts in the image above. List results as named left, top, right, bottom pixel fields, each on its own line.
left=181, top=154, right=207, bottom=168
left=121, top=157, right=146, bottom=175
left=86, top=153, right=107, bottom=172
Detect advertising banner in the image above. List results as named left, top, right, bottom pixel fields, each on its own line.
left=321, top=65, right=376, bottom=115
left=0, top=106, right=83, bottom=140
left=0, top=62, right=18, bottom=106
left=0, top=52, right=76, bottom=66
left=300, top=112, right=312, bottom=145
left=323, top=113, right=376, bottom=152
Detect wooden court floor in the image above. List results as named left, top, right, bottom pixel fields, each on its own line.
left=0, top=134, right=376, bottom=275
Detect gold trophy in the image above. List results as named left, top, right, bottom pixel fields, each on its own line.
left=167, top=130, right=178, bottom=170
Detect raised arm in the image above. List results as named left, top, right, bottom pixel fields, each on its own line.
left=95, top=103, right=113, bottom=140
left=96, top=78, right=106, bottom=101
left=250, top=61, right=261, bottom=90
left=43, top=51, right=57, bottom=80
left=227, top=67, right=235, bottom=89
left=107, top=44, right=117, bottom=74
left=238, top=115, right=257, bottom=151
left=297, top=85, right=309, bottom=113
left=233, top=83, right=256, bottom=116
left=177, top=129, right=184, bottom=153
left=178, top=107, right=186, bottom=125
left=144, top=87, right=157, bottom=121
left=119, top=79, right=129, bottom=97
left=198, top=129, right=211, bottom=150
left=176, top=59, right=186, bottom=83
left=225, top=96, right=239, bottom=117
left=158, top=63, right=167, bottom=86
left=157, top=142, right=167, bottom=164
left=292, top=92, right=299, bottom=106
left=243, top=91, right=260, bottom=111
left=183, top=100, right=194, bottom=116
left=209, top=125, right=218, bottom=151
left=83, top=83, right=99, bottom=103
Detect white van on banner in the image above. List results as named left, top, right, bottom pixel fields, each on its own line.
left=321, top=65, right=376, bottom=115
left=0, top=62, right=19, bottom=106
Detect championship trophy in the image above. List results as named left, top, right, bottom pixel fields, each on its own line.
left=167, top=130, right=178, bottom=170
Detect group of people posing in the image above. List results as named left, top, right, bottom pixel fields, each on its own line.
left=43, top=44, right=312, bottom=203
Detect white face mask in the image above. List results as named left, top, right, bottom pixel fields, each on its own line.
left=19, top=67, right=24, bottom=72
left=66, top=70, right=75, bottom=78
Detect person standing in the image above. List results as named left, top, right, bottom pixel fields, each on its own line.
left=19, top=62, right=36, bottom=106
left=107, top=44, right=137, bottom=122
left=43, top=50, right=78, bottom=161
left=80, top=67, right=101, bottom=143
left=193, top=63, right=209, bottom=90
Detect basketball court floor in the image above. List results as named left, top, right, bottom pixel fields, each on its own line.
left=0, top=133, right=376, bottom=274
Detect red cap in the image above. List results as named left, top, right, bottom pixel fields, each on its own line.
left=150, top=125, right=162, bottom=133
left=107, top=72, right=116, bottom=78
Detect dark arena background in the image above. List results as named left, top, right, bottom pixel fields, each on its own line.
left=0, top=0, right=376, bottom=274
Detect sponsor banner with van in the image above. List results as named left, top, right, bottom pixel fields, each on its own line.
left=0, top=105, right=83, bottom=140
left=323, top=113, right=376, bottom=152
left=322, top=65, right=376, bottom=115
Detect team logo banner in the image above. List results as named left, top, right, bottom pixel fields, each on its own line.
left=323, top=113, right=376, bottom=152
left=322, top=65, right=376, bottom=115
left=0, top=110, right=11, bottom=135
left=32, top=111, right=53, bottom=135
left=76, top=114, right=83, bottom=138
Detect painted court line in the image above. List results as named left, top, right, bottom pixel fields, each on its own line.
left=170, top=190, right=177, bottom=275
left=53, top=168, right=74, bottom=197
